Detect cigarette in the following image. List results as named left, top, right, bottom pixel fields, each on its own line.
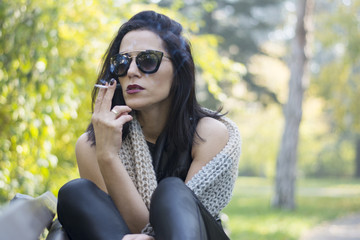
left=94, top=84, right=108, bottom=89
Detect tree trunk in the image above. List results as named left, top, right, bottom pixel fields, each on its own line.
left=272, top=0, right=314, bottom=209
left=355, top=135, right=360, bottom=178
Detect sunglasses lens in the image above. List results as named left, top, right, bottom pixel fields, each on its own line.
left=110, top=51, right=164, bottom=77
left=111, top=54, right=130, bottom=77
left=137, top=52, right=161, bottom=73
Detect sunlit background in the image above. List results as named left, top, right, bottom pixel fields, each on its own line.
left=1, top=0, right=360, bottom=239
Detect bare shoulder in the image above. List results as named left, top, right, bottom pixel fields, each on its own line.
left=186, top=117, right=229, bottom=182
left=195, top=117, right=228, bottom=141
left=75, top=132, right=107, bottom=191
left=75, top=132, right=97, bottom=168
left=76, top=132, right=94, bottom=156
left=194, top=116, right=229, bottom=156
left=75, top=133, right=96, bottom=175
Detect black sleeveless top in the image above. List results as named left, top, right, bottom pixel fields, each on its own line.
left=146, top=131, right=193, bottom=183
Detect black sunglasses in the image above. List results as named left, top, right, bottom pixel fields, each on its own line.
left=110, top=50, right=170, bottom=77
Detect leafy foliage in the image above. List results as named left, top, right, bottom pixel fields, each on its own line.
left=0, top=0, right=124, bottom=201
left=1, top=0, right=359, bottom=205
left=155, top=0, right=285, bottom=105
left=309, top=0, right=360, bottom=177
left=313, top=0, right=360, bottom=133
left=0, top=0, right=245, bottom=202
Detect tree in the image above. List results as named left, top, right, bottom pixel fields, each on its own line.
left=0, top=0, right=120, bottom=201
left=272, top=0, right=314, bottom=209
left=312, top=0, right=360, bottom=178
left=153, top=0, right=285, bottom=105
left=0, top=0, right=246, bottom=202
left=0, top=0, right=78, bottom=201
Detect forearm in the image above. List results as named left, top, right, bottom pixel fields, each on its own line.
left=84, top=82, right=148, bottom=232
left=98, top=153, right=149, bottom=233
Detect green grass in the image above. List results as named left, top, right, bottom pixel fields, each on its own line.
left=222, top=177, right=360, bottom=240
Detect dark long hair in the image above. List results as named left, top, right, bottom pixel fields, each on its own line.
left=87, top=10, right=222, bottom=150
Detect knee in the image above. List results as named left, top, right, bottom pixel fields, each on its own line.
left=157, top=177, right=185, bottom=193
left=57, top=178, right=96, bottom=216
left=150, top=177, right=203, bottom=234
left=58, top=178, right=94, bottom=202
left=151, top=177, right=192, bottom=209
left=153, top=177, right=184, bottom=198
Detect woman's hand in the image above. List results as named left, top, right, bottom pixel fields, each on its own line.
left=122, top=234, right=155, bottom=240
left=91, top=79, right=133, bottom=160
left=89, top=80, right=149, bottom=232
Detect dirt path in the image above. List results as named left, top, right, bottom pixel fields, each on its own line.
left=300, top=213, right=360, bottom=240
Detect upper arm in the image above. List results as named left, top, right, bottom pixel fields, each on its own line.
left=76, top=133, right=107, bottom=192
left=185, top=117, right=229, bottom=183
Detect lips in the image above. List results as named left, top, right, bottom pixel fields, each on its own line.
left=126, top=84, right=144, bottom=94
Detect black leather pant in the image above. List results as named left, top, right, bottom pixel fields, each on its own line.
left=57, top=177, right=229, bottom=240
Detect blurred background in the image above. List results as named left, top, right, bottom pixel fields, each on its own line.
left=1, top=0, right=360, bottom=239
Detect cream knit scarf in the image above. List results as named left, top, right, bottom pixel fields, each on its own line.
left=118, top=113, right=241, bottom=217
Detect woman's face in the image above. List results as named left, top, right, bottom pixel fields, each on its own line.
left=117, top=30, right=174, bottom=113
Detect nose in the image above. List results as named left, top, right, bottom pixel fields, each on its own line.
left=127, top=58, right=141, bottom=77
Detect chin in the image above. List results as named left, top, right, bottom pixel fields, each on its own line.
left=124, top=100, right=146, bottom=111
left=124, top=96, right=171, bottom=112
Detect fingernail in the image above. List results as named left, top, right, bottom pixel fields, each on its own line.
left=100, top=79, right=107, bottom=85
left=110, top=79, right=115, bottom=86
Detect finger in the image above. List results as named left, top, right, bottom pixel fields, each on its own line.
left=121, top=234, right=132, bottom=240
left=101, top=78, right=117, bottom=112
left=94, top=82, right=108, bottom=113
left=115, top=113, right=133, bottom=125
left=111, top=108, right=119, bottom=116
left=111, top=105, right=132, bottom=118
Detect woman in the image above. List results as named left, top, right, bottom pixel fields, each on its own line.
left=57, top=10, right=241, bottom=240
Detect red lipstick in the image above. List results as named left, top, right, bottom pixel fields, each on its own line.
left=126, top=84, right=144, bottom=94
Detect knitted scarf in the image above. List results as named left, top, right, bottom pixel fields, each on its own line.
left=118, top=113, right=241, bottom=224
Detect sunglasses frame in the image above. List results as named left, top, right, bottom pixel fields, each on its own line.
left=110, top=50, right=169, bottom=77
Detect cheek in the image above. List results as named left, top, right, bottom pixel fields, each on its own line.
left=159, top=66, right=174, bottom=89
left=118, top=78, right=125, bottom=88
left=159, top=74, right=173, bottom=93
left=118, top=79, right=127, bottom=95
